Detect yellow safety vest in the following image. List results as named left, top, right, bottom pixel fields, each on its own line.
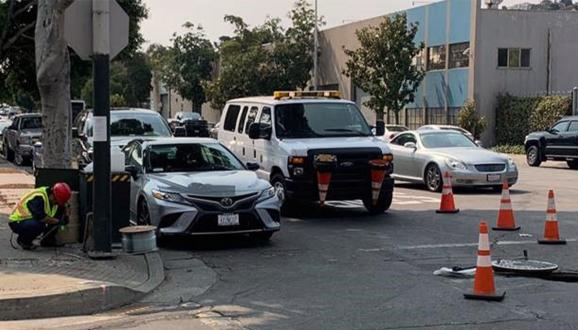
left=9, top=187, right=58, bottom=222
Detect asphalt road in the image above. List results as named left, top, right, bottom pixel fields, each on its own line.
left=6, top=155, right=578, bottom=329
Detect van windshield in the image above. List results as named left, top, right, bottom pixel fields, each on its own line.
left=274, top=103, right=371, bottom=139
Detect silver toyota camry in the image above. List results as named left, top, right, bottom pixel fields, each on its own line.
left=124, top=138, right=281, bottom=240
left=389, top=130, right=518, bottom=192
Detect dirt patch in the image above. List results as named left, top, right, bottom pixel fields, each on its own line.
left=0, top=168, right=26, bottom=174
left=0, top=184, right=34, bottom=189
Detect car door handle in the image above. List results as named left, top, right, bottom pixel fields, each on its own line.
left=243, top=147, right=245, bottom=156
left=253, top=150, right=256, bottom=158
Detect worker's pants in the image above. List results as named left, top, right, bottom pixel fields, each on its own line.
left=9, top=219, right=57, bottom=245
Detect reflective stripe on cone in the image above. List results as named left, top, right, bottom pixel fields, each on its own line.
left=539, top=189, right=566, bottom=244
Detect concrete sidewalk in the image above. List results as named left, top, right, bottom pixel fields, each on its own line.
left=0, top=163, right=164, bottom=320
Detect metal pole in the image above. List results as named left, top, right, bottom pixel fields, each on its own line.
left=91, top=0, right=112, bottom=255
left=313, top=0, right=319, bottom=91
left=572, top=87, right=578, bottom=116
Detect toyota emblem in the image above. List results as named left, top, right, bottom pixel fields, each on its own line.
left=220, top=197, right=234, bottom=207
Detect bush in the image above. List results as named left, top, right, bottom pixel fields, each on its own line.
left=496, top=94, right=571, bottom=145
left=491, top=144, right=525, bottom=155
left=458, top=100, right=486, bottom=139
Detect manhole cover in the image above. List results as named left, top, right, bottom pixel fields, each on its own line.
left=493, top=259, right=558, bottom=274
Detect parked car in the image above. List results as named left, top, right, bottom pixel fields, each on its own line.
left=389, top=130, right=518, bottom=192
left=525, top=116, right=578, bottom=169
left=373, top=125, right=409, bottom=141
left=123, top=138, right=281, bottom=240
left=32, top=108, right=175, bottom=169
left=0, top=118, right=12, bottom=155
left=418, top=125, right=476, bottom=142
left=2, top=113, right=42, bottom=166
left=217, top=90, right=395, bottom=214
left=0, top=106, right=24, bottom=120
left=209, top=122, right=219, bottom=139
left=169, top=111, right=210, bottom=137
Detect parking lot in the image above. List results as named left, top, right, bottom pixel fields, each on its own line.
left=146, top=155, right=578, bottom=329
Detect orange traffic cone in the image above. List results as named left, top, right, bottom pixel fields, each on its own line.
left=369, top=160, right=388, bottom=205
left=317, top=171, right=331, bottom=206
left=464, top=221, right=505, bottom=301
left=436, top=172, right=459, bottom=214
left=538, top=190, right=566, bottom=245
left=493, top=181, right=520, bottom=231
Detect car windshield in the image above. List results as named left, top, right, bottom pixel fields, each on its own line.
left=85, top=113, right=172, bottom=137
left=420, top=132, right=477, bottom=148
left=147, top=143, right=244, bottom=173
left=275, top=102, right=371, bottom=139
left=21, top=117, right=42, bottom=129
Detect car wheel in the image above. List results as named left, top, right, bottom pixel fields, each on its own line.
left=567, top=160, right=578, bottom=170
left=250, top=231, right=274, bottom=242
left=425, top=164, right=443, bottom=192
left=363, top=189, right=393, bottom=215
left=14, top=149, right=25, bottom=166
left=137, top=199, right=152, bottom=225
left=4, top=141, right=14, bottom=162
left=526, top=145, right=542, bottom=167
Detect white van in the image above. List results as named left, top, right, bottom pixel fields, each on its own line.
left=217, top=91, right=395, bottom=214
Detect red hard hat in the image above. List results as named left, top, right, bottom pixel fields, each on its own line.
left=52, top=182, right=71, bottom=206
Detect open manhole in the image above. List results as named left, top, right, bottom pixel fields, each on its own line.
left=493, top=259, right=558, bottom=274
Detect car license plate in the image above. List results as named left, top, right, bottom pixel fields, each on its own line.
left=218, top=213, right=239, bottom=226
left=487, top=174, right=502, bottom=182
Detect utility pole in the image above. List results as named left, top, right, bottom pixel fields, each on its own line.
left=573, top=87, right=578, bottom=116
left=313, top=0, right=319, bottom=91
left=91, top=0, right=112, bottom=255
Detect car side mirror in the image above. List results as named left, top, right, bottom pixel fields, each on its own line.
left=404, top=142, right=417, bottom=150
left=173, top=126, right=187, bottom=137
left=248, top=123, right=271, bottom=140
left=125, top=165, right=139, bottom=178
left=246, top=162, right=260, bottom=171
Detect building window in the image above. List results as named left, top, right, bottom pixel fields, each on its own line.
left=498, top=48, right=531, bottom=68
left=413, top=50, right=425, bottom=71
left=449, top=43, right=469, bottom=69
left=427, top=45, right=446, bottom=71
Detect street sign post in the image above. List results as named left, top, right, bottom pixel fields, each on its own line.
left=65, top=0, right=129, bottom=257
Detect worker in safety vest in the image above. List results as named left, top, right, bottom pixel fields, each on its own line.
left=8, top=182, right=71, bottom=250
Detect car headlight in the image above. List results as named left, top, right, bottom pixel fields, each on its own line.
left=258, top=187, right=276, bottom=202
left=152, top=189, right=188, bottom=204
left=445, top=159, right=467, bottom=170
left=507, top=157, right=517, bottom=169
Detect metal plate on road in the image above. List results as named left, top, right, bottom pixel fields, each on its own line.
left=492, top=259, right=558, bottom=274
left=218, top=213, right=240, bottom=226
left=487, top=174, right=502, bottom=182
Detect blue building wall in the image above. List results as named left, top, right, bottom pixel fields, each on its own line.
left=404, top=0, right=471, bottom=111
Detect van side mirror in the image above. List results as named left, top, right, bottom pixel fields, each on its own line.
left=246, top=162, right=260, bottom=171
left=248, top=123, right=271, bottom=140
left=125, top=165, right=139, bottom=178
left=375, top=122, right=385, bottom=136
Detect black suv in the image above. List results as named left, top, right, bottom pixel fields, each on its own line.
left=525, top=116, right=578, bottom=169
left=169, top=111, right=209, bottom=137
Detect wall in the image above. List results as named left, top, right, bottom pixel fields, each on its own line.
left=318, top=0, right=473, bottom=126
left=473, top=9, right=578, bottom=144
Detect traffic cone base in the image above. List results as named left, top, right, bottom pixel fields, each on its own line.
left=538, top=238, right=567, bottom=245
left=464, top=291, right=506, bottom=301
left=493, top=182, right=520, bottom=231
left=436, top=208, right=460, bottom=214
left=538, top=190, right=565, bottom=244
left=492, top=225, right=520, bottom=231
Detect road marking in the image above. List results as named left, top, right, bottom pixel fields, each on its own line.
left=397, top=238, right=578, bottom=250
left=324, top=193, right=439, bottom=209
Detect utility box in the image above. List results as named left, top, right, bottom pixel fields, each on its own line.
left=79, top=171, right=131, bottom=244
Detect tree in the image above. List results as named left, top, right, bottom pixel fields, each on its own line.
left=163, top=23, right=215, bottom=112
left=343, top=14, right=424, bottom=128
left=35, top=0, right=74, bottom=169
left=205, top=0, right=322, bottom=109
left=457, top=100, right=486, bottom=140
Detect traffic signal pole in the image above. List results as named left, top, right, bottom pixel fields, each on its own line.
left=90, top=0, right=112, bottom=256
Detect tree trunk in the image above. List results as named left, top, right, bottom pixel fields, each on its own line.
left=35, top=0, right=74, bottom=169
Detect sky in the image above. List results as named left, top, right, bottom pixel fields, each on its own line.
left=141, top=0, right=542, bottom=47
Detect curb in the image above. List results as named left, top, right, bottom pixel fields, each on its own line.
left=0, top=251, right=165, bottom=321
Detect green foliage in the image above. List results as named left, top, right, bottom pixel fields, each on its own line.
left=110, top=94, right=126, bottom=107
left=457, top=100, right=487, bottom=140
left=491, top=145, right=525, bottom=155
left=153, top=24, right=216, bottom=111
left=205, top=0, right=323, bottom=109
left=496, top=94, right=571, bottom=145
left=343, top=13, right=425, bottom=125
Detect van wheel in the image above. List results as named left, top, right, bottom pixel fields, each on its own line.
left=271, top=173, right=287, bottom=204
left=526, top=145, right=542, bottom=167
left=363, top=190, right=393, bottom=215
left=567, top=160, right=578, bottom=169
